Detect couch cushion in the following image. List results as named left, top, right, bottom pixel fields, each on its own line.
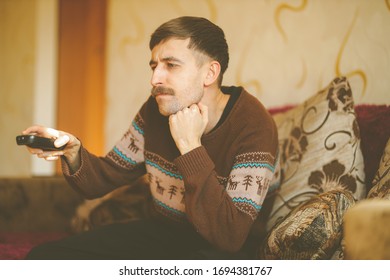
left=367, top=138, right=390, bottom=199
left=266, top=77, right=366, bottom=230
left=0, top=177, right=83, bottom=232
left=258, top=189, right=355, bottom=259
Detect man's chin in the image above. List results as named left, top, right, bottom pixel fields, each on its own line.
left=159, top=110, right=170, bottom=117
left=157, top=106, right=175, bottom=117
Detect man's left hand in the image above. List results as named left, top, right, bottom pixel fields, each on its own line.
left=169, top=103, right=208, bottom=155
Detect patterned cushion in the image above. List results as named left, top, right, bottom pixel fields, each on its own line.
left=258, top=189, right=355, bottom=260
left=266, top=77, right=366, bottom=231
left=367, top=138, right=390, bottom=199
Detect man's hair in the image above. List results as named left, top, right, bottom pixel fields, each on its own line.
left=150, top=16, right=229, bottom=86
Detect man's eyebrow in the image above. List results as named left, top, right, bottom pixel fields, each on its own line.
left=149, top=56, right=184, bottom=66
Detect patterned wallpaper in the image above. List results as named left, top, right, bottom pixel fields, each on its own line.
left=106, top=0, right=390, bottom=150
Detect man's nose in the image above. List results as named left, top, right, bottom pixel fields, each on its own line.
left=150, top=66, right=165, bottom=87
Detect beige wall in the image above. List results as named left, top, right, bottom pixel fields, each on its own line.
left=0, top=0, right=57, bottom=177
left=105, top=0, right=390, bottom=150
left=1, top=0, right=389, bottom=176
left=0, top=0, right=36, bottom=176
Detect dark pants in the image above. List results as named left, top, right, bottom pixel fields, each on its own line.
left=26, top=219, right=254, bottom=260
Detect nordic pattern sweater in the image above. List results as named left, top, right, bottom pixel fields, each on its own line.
left=62, top=86, right=279, bottom=252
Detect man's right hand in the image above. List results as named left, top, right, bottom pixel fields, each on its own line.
left=22, top=125, right=81, bottom=172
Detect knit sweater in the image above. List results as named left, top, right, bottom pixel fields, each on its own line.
left=62, top=86, right=279, bottom=252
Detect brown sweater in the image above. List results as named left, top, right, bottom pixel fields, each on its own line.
left=62, top=87, right=279, bottom=252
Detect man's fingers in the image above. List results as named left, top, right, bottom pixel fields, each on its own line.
left=198, top=102, right=209, bottom=123
left=169, top=113, right=177, bottom=124
left=45, top=156, right=59, bottom=161
left=46, top=127, right=60, bottom=138
left=22, top=125, right=46, bottom=136
left=23, top=126, right=69, bottom=148
left=189, top=104, right=199, bottom=113
left=54, top=134, right=70, bottom=148
left=22, top=126, right=61, bottom=140
left=27, top=147, right=43, bottom=154
left=37, top=150, right=64, bottom=160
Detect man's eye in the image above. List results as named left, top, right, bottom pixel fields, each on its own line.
left=167, top=63, right=177, bottom=68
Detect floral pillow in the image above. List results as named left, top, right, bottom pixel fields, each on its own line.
left=367, top=138, right=390, bottom=199
left=266, top=77, right=366, bottom=231
left=258, top=189, right=355, bottom=259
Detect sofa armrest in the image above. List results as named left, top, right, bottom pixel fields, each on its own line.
left=344, top=199, right=390, bottom=259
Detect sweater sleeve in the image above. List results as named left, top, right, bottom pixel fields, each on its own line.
left=62, top=111, right=147, bottom=199
left=174, top=114, right=278, bottom=252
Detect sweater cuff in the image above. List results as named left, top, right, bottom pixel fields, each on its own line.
left=61, top=146, right=87, bottom=184
left=174, top=146, right=214, bottom=178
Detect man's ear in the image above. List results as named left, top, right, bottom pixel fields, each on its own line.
left=204, top=61, right=221, bottom=87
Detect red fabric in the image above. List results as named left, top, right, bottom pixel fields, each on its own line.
left=355, top=104, right=390, bottom=190
left=0, top=232, right=69, bottom=260
left=268, top=105, right=295, bottom=115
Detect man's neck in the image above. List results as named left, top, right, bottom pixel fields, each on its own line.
left=202, top=88, right=230, bottom=134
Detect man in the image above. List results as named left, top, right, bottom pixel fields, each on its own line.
left=23, top=16, right=278, bottom=259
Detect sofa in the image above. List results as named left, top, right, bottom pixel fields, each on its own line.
left=1, top=76, right=389, bottom=260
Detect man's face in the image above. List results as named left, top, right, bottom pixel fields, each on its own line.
left=149, top=38, right=208, bottom=116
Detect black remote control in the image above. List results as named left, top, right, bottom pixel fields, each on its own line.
left=16, top=135, right=65, bottom=151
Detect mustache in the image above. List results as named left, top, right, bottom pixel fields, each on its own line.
left=151, top=86, right=175, bottom=97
